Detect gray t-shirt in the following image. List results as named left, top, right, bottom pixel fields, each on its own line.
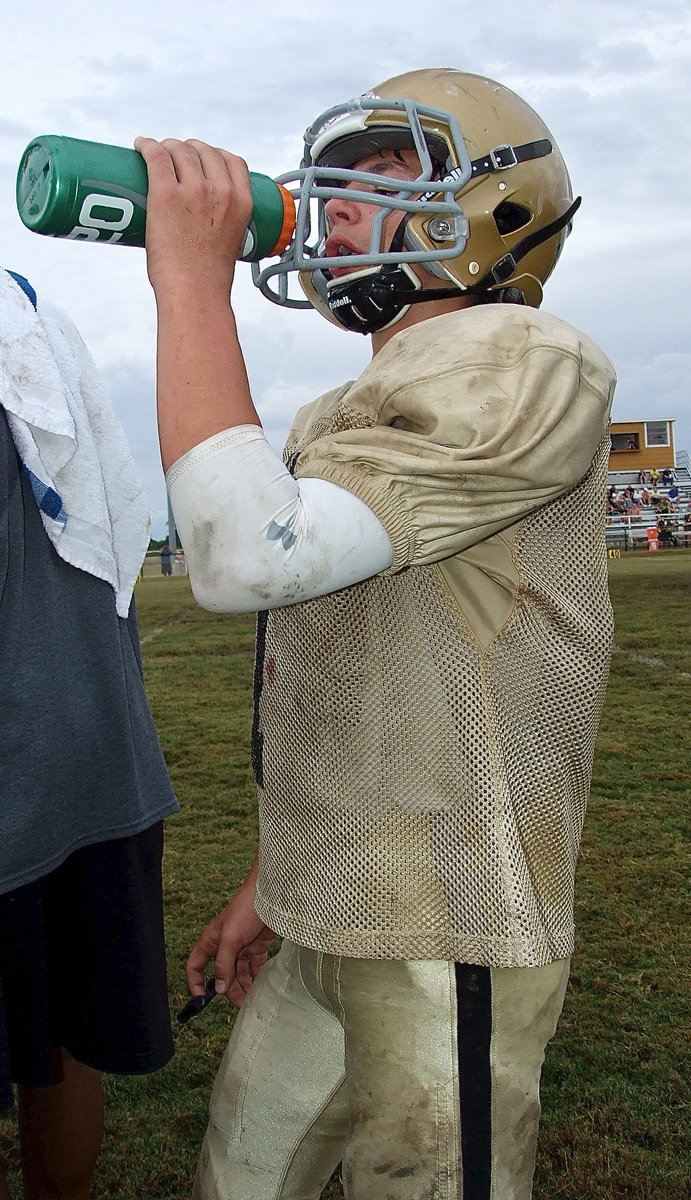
left=0, top=406, right=178, bottom=894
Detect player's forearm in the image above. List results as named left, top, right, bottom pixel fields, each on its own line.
left=154, top=283, right=260, bottom=471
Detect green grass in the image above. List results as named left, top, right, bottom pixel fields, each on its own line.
left=1, top=553, right=689, bottom=1198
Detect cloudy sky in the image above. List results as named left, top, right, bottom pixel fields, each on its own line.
left=2, top=0, right=689, bottom=536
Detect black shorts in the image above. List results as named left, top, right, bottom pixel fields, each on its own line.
left=0, top=822, right=174, bottom=1111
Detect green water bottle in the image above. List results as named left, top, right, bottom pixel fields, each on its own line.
left=16, top=134, right=296, bottom=262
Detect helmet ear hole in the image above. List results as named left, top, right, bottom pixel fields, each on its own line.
left=494, top=200, right=532, bottom=235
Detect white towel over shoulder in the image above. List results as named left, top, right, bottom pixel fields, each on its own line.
left=0, top=269, right=150, bottom=617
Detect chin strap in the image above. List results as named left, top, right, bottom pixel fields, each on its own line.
left=466, top=196, right=582, bottom=294
left=385, top=194, right=583, bottom=311
left=324, top=196, right=582, bottom=333
left=401, top=194, right=583, bottom=304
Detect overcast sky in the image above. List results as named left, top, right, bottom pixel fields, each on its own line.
left=2, top=0, right=689, bottom=535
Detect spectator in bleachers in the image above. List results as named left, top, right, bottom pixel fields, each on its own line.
left=649, top=467, right=660, bottom=486
left=657, top=518, right=678, bottom=548
left=640, top=487, right=650, bottom=506
left=607, top=485, right=620, bottom=516
left=668, top=484, right=680, bottom=507
left=637, top=469, right=647, bottom=484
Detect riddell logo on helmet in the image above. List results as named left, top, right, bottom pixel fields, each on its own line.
left=420, top=165, right=467, bottom=203
left=329, top=296, right=352, bottom=309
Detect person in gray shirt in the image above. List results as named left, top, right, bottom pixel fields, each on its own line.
left=0, top=269, right=178, bottom=1200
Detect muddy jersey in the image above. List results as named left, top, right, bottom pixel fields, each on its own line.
left=253, top=304, right=616, bottom=967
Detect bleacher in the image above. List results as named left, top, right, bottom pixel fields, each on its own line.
left=605, top=459, right=691, bottom=551
left=606, top=468, right=691, bottom=490
left=606, top=516, right=691, bottom=551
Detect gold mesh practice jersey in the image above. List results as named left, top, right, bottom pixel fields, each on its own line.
left=253, top=304, right=616, bottom=967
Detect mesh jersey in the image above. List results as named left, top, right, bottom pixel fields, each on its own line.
left=253, top=305, right=616, bottom=967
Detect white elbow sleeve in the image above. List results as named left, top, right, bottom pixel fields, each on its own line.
left=166, top=425, right=393, bottom=611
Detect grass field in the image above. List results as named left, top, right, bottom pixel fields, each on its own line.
left=1, top=552, right=689, bottom=1198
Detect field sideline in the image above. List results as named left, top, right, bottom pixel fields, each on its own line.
left=1, top=552, right=689, bottom=1198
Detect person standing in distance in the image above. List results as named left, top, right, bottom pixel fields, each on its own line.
left=136, top=68, right=616, bottom=1200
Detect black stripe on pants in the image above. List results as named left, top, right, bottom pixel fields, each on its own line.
left=455, top=962, right=492, bottom=1200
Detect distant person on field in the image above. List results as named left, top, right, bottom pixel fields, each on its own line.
left=138, top=68, right=616, bottom=1200
left=159, top=541, right=173, bottom=575
left=0, top=269, right=178, bottom=1200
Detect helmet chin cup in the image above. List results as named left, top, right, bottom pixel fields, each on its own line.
left=320, top=263, right=422, bottom=334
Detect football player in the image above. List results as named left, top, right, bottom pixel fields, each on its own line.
left=137, top=68, right=616, bottom=1200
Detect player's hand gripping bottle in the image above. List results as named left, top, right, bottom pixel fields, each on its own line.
left=16, top=135, right=295, bottom=262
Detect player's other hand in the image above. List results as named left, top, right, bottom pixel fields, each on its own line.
left=186, top=865, right=276, bottom=1007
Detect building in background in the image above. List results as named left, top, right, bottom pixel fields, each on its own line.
left=608, top=419, right=676, bottom=473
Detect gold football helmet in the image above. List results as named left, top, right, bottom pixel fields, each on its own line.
left=252, top=69, right=579, bottom=333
